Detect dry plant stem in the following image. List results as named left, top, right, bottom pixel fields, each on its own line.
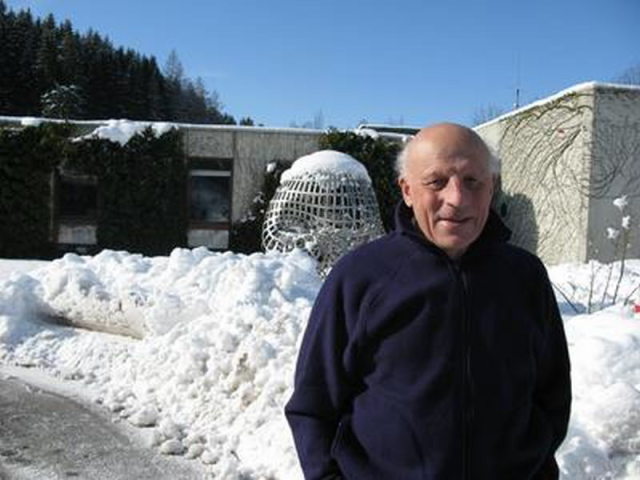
left=552, top=282, right=581, bottom=314
left=612, top=231, right=630, bottom=304
left=622, top=282, right=640, bottom=306
left=600, top=238, right=620, bottom=310
left=589, top=261, right=600, bottom=314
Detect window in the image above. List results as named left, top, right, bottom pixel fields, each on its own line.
left=189, top=170, right=231, bottom=223
left=187, top=158, right=233, bottom=250
left=58, top=174, right=98, bottom=220
left=54, top=172, right=98, bottom=247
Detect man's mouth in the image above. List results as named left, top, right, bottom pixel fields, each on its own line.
left=439, top=217, right=470, bottom=224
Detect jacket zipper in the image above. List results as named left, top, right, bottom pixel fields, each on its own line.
left=451, top=260, right=472, bottom=480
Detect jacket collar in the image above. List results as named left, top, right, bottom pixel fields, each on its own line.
left=394, top=201, right=512, bottom=258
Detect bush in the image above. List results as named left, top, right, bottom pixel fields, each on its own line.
left=320, top=129, right=401, bottom=232
left=0, top=123, right=71, bottom=258
left=0, top=123, right=186, bottom=258
left=65, top=128, right=187, bottom=255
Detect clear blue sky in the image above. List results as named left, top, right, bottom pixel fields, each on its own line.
left=6, top=0, right=640, bottom=128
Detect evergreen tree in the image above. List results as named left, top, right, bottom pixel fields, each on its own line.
left=0, top=3, right=239, bottom=124
left=41, top=84, right=85, bottom=119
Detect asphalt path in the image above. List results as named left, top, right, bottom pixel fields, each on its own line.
left=0, top=375, right=208, bottom=480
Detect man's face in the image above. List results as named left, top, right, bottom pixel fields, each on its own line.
left=399, top=126, right=494, bottom=259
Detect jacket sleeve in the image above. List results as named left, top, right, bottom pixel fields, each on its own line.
left=533, top=267, right=572, bottom=477
left=284, top=270, right=362, bottom=480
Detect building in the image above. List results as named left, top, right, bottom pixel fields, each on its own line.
left=3, top=81, right=639, bottom=263
left=0, top=117, right=323, bottom=251
left=475, top=82, right=640, bottom=264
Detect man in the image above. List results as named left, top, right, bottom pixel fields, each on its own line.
left=285, top=123, right=571, bottom=479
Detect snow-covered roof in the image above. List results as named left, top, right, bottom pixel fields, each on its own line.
left=73, top=119, right=177, bottom=146
left=0, top=115, right=326, bottom=137
left=475, top=81, right=640, bottom=129
left=280, top=150, right=371, bottom=183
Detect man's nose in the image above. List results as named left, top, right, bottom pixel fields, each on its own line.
left=443, top=178, right=466, bottom=207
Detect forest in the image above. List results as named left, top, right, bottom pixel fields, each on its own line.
left=0, top=0, right=239, bottom=124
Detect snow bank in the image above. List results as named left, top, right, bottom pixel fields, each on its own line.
left=76, top=119, right=177, bottom=145
left=0, top=249, right=320, bottom=479
left=280, top=150, right=371, bottom=183
left=1, top=254, right=640, bottom=478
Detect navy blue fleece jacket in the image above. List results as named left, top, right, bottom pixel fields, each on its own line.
left=285, top=202, right=571, bottom=480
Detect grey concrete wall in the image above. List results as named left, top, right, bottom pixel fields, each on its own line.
left=477, top=83, right=640, bottom=265
left=182, top=126, right=322, bottom=222
left=476, top=86, right=596, bottom=264
left=587, top=87, right=640, bottom=262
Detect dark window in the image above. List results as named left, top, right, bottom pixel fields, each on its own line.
left=189, top=170, right=231, bottom=223
left=58, top=174, right=98, bottom=220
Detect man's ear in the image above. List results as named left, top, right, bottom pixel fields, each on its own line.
left=490, top=174, right=499, bottom=198
left=398, top=177, right=413, bottom=207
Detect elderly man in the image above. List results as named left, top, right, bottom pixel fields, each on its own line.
left=285, top=123, right=571, bottom=480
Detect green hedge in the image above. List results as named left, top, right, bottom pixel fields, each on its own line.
left=320, top=129, right=402, bottom=232
left=0, top=124, right=70, bottom=258
left=65, top=128, right=187, bottom=255
left=0, top=123, right=187, bottom=258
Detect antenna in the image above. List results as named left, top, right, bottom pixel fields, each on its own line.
left=514, top=53, right=521, bottom=109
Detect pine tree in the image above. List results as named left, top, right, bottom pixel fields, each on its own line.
left=0, top=3, right=241, bottom=123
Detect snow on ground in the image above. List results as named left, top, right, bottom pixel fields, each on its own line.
left=0, top=259, right=50, bottom=283
left=0, top=251, right=639, bottom=479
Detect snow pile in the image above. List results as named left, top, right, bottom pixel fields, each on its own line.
left=0, top=248, right=320, bottom=479
left=280, top=150, right=371, bottom=183
left=549, top=260, right=640, bottom=479
left=559, top=308, right=640, bottom=478
left=77, top=119, right=177, bottom=145
left=1, top=254, right=640, bottom=478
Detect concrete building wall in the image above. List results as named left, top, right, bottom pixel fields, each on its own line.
left=0, top=117, right=323, bottom=251
left=476, top=85, right=596, bottom=264
left=179, top=126, right=322, bottom=248
left=232, top=130, right=321, bottom=222
left=182, top=126, right=321, bottom=222
left=477, top=83, right=640, bottom=265
left=587, top=86, right=640, bottom=261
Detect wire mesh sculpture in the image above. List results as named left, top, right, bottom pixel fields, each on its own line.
left=262, top=150, right=385, bottom=275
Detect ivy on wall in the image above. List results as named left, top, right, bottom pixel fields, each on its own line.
left=0, top=123, right=187, bottom=258
left=0, top=123, right=70, bottom=258
left=65, top=128, right=187, bottom=255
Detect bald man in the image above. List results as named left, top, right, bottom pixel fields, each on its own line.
left=285, top=123, right=571, bottom=480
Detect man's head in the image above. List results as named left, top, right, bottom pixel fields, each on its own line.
left=397, top=123, right=495, bottom=260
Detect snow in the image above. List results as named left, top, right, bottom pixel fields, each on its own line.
left=1, top=252, right=640, bottom=479
left=280, top=149, right=371, bottom=183
left=476, top=81, right=640, bottom=129
left=614, top=195, right=630, bottom=212
left=1, top=115, right=326, bottom=136
left=20, top=116, right=44, bottom=127
left=75, top=119, right=177, bottom=145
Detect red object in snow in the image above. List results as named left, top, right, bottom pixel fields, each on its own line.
left=634, top=304, right=640, bottom=314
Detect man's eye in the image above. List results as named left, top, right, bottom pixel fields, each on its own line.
left=464, top=178, right=482, bottom=190
left=425, top=178, right=446, bottom=189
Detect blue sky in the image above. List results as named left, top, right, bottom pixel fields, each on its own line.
left=6, top=0, right=640, bottom=128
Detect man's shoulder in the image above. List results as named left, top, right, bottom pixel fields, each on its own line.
left=489, top=242, right=549, bottom=279
left=329, top=231, right=414, bottom=285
